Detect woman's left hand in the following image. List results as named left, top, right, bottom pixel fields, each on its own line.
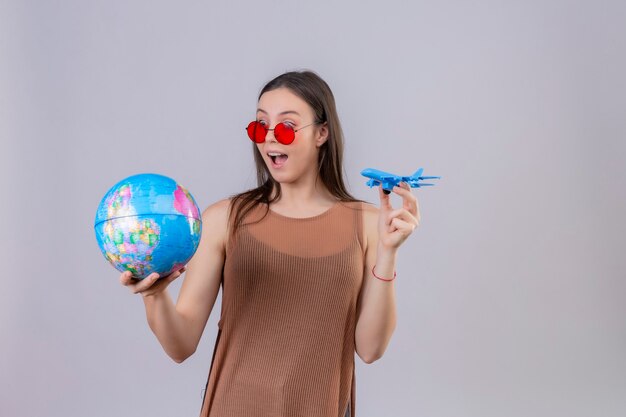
left=377, top=182, right=421, bottom=251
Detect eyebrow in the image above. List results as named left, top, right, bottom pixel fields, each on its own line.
left=256, top=108, right=301, bottom=117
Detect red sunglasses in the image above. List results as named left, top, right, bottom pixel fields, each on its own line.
left=245, top=120, right=321, bottom=145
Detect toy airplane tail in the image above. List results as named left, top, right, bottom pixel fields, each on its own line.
left=412, top=168, right=424, bottom=178
left=412, top=168, right=440, bottom=180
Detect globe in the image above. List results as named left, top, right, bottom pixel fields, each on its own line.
left=94, top=173, right=202, bottom=280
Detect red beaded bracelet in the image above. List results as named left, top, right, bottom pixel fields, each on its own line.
left=372, top=265, right=396, bottom=282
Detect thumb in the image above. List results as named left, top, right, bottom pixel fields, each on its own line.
left=378, top=185, right=392, bottom=210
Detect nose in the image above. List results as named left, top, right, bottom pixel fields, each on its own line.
left=265, top=126, right=278, bottom=143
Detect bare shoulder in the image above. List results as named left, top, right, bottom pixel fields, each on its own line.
left=202, top=198, right=231, bottom=220
left=355, top=201, right=379, bottom=250
left=201, top=198, right=232, bottom=249
left=360, top=201, right=379, bottom=227
left=202, top=198, right=232, bottom=226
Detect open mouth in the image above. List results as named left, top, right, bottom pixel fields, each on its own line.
left=268, top=152, right=288, bottom=167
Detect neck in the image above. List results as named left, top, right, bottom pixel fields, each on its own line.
left=271, top=175, right=336, bottom=209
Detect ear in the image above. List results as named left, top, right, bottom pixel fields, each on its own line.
left=316, top=122, right=329, bottom=148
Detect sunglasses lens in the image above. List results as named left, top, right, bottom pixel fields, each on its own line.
left=246, top=121, right=266, bottom=143
left=274, top=123, right=295, bottom=144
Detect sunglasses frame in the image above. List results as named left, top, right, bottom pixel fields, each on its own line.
left=245, top=120, right=323, bottom=145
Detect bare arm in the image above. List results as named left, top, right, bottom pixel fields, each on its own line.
left=355, top=184, right=420, bottom=364
left=354, top=204, right=398, bottom=364
left=121, top=199, right=230, bottom=363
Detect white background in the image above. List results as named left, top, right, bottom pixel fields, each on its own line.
left=1, top=1, right=625, bottom=416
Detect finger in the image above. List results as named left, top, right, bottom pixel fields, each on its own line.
left=161, top=268, right=186, bottom=284
left=139, top=269, right=183, bottom=297
left=392, top=182, right=415, bottom=198
left=131, top=272, right=160, bottom=294
left=392, top=183, right=419, bottom=215
left=378, top=185, right=393, bottom=210
left=120, top=271, right=139, bottom=286
left=160, top=267, right=185, bottom=283
left=387, top=208, right=419, bottom=227
left=389, top=217, right=417, bottom=235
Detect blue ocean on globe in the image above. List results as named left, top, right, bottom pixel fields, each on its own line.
left=94, top=173, right=202, bottom=279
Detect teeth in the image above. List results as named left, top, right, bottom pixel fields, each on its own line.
left=268, top=152, right=284, bottom=156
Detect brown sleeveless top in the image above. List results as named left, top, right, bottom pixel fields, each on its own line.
left=199, top=200, right=367, bottom=417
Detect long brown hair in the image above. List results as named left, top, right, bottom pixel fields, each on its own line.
left=228, top=70, right=360, bottom=237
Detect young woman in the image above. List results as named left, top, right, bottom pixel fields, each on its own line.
left=120, top=70, right=420, bottom=417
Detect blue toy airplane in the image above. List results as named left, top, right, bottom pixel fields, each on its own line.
left=361, top=168, right=440, bottom=194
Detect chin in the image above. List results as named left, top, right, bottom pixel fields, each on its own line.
left=265, top=158, right=311, bottom=185
left=269, top=173, right=294, bottom=184
left=267, top=168, right=301, bottom=185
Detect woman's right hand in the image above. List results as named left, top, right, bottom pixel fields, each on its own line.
left=119, top=267, right=186, bottom=298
